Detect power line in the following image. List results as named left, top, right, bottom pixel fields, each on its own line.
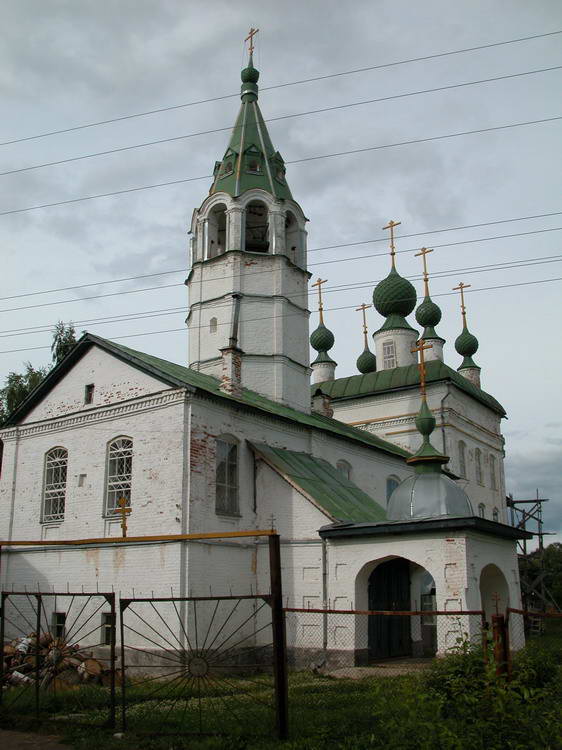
left=2, top=29, right=560, bottom=147
left=0, top=274, right=560, bottom=356
left=3, top=66, right=560, bottom=179
left=1, top=116, right=560, bottom=218
left=2, top=210, right=560, bottom=302
left=1, top=224, right=560, bottom=315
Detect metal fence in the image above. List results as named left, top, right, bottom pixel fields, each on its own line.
left=506, top=607, right=562, bottom=662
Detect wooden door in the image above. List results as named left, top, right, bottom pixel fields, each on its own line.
left=368, top=558, right=411, bottom=659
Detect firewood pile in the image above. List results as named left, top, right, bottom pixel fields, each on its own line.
left=2, top=632, right=115, bottom=691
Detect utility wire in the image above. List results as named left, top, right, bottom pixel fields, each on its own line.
left=1, top=30, right=560, bottom=147
left=2, top=66, right=560, bottom=178
left=2, top=210, right=561, bottom=302
left=0, top=275, right=560, bottom=356
left=1, top=116, right=560, bottom=218
left=1, top=224, right=560, bottom=315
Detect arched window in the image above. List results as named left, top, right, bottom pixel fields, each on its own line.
left=42, top=448, right=68, bottom=522
left=382, top=340, right=396, bottom=370
left=285, top=211, right=299, bottom=263
left=386, top=475, right=400, bottom=501
left=245, top=201, right=269, bottom=253
left=489, top=454, right=497, bottom=490
left=207, top=204, right=227, bottom=259
left=336, top=460, right=352, bottom=480
left=493, top=507, right=499, bottom=522
left=458, top=441, right=467, bottom=478
left=209, top=317, right=218, bottom=334
left=216, top=436, right=239, bottom=515
left=105, top=438, right=133, bottom=515
left=478, top=503, right=485, bottom=518
left=475, top=448, right=483, bottom=485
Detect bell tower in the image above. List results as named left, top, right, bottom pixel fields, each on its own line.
left=186, top=39, right=311, bottom=411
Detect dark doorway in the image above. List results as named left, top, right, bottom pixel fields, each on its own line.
left=368, top=558, right=411, bottom=659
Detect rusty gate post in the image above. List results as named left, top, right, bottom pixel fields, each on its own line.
left=491, top=614, right=508, bottom=677
left=269, top=533, right=288, bottom=740
left=480, top=613, right=489, bottom=664
left=0, top=593, right=5, bottom=708
left=107, top=593, right=117, bottom=728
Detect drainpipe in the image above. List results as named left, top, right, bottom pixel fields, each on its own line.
left=322, top=538, right=328, bottom=652
left=440, top=382, right=451, bottom=458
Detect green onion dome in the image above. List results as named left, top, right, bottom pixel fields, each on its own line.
left=415, top=295, right=442, bottom=328
left=356, top=347, right=377, bottom=374
left=455, top=325, right=479, bottom=357
left=373, top=267, right=417, bottom=318
left=416, top=398, right=436, bottom=437
left=310, top=322, right=335, bottom=353
left=241, top=61, right=259, bottom=84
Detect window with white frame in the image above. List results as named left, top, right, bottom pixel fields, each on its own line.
left=101, top=612, right=114, bottom=646
left=336, top=460, right=352, bottom=480
left=42, top=447, right=68, bottom=522
left=209, top=317, right=218, bottom=334
left=215, top=437, right=238, bottom=515
left=489, top=454, right=497, bottom=490
left=105, top=438, right=133, bottom=514
left=382, top=340, right=396, bottom=370
left=458, top=441, right=467, bottom=479
left=478, top=503, right=485, bottom=518
left=51, top=612, right=66, bottom=639
left=475, top=448, right=483, bottom=485
left=493, top=507, right=499, bottom=522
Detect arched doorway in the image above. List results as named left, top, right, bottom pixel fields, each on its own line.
left=368, top=558, right=411, bottom=659
left=480, top=563, right=509, bottom=623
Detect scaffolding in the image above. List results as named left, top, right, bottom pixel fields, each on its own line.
left=507, top=490, right=559, bottom=612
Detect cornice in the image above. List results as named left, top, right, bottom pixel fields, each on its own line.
left=0, top=389, right=187, bottom=441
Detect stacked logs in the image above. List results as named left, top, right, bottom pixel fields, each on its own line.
left=2, top=633, right=114, bottom=690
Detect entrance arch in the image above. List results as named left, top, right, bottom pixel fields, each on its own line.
left=480, top=563, right=510, bottom=622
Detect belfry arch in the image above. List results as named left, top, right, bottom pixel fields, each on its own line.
left=245, top=200, right=269, bottom=252
left=207, top=203, right=227, bottom=258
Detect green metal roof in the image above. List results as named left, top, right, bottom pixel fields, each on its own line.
left=209, top=57, right=292, bottom=200
left=314, top=359, right=506, bottom=416
left=4, top=333, right=409, bottom=462
left=249, top=442, right=387, bottom=523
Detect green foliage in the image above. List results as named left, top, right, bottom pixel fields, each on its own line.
left=51, top=320, right=77, bottom=366
left=0, top=361, right=48, bottom=424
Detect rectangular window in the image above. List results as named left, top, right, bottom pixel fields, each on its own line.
left=382, top=341, right=396, bottom=370
left=52, top=612, right=66, bottom=639
left=84, top=384, right=95, bottom=404
left=215, top=439, right=238, bottom=515
left=101, top=613, right=114, bottom=646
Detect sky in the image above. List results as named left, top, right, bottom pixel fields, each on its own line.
left=1, top=0, right=561, bottom=543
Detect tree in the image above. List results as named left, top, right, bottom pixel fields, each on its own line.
left=51, top=321, right=77, bottom=366
left=0, top=362, right=49, bottom=424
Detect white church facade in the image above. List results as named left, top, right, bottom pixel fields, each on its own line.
left=0, top=51, right=527, bottom=662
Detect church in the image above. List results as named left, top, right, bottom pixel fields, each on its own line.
left=0, top=48, right=526, bottom=661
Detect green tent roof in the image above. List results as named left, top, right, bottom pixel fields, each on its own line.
left=313, top=359, right=506, bottom=416
left=249, top=442, right=387, bottom=523
left=5, top=333, right=410, bottom=462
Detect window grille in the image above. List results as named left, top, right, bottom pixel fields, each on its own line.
left=382, top=340, right=396, bottom=369
left=209, top=317, right=218, bottom=334
left=458, top=441, right=467, bottom=478
left=215, top=438, right=238, bottom=515
left=42, top=448, right=68, bottom=522
left=106, top=438, right=133, bottom=514
left=475, top=448, right=483, bottom=484
left=101, top=613, right=114, bottom=646
left=52, top=612, right=66, bottom=639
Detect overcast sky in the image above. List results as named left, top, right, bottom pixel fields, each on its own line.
left=1, top=1, right=561, bottom=543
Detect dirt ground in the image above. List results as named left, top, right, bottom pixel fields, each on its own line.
left=0, top=729, right=67, bottom=749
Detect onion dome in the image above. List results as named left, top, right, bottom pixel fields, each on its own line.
left=310, top=323, right=335, bottom=353
left=455, top=325, right=480, bottom=369
left=356, top=347, right=377, bottom=374
left=415, top=295, right=444, bottom=342
left=373, top=267, right=417, bottom=318
left=387, top=399, right=473, bottom=521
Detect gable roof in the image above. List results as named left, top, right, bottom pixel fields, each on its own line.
left=249, top=442, right=387, bottom=524
left=3, top=333, right=409, bottom=462
left=314, top=359, right=506, bottom=416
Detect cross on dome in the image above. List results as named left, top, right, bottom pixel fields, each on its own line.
left=411, top=339, right=433, bottom=397
left=382, top=220, right=401, bottom=268
left=245, top=27, right=259, bottom=56
left=312, top=278, right=328, bottom=324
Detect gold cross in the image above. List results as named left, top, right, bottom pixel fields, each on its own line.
left=452, top=281, right=471, bottom=323
left=355, top=303, right=372, bottom=347
left=245, top=27, right=259, bottom=56
left=411, top=339, right=433, bottom=397
left=114, top=496, right=131, bottom=538
left=415, top=247, right=434, bottom=296
left=312, top=278, right=328, bottom=324
left=382, top=220, right=401, bottom=268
